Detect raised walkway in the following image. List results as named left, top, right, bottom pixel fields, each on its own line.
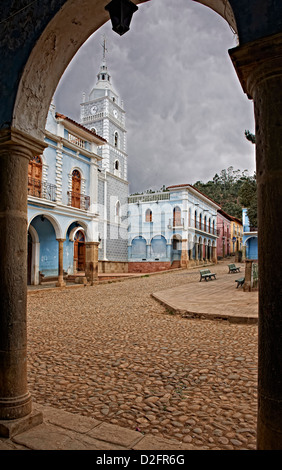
left=152, top=265, right=258, bottom=324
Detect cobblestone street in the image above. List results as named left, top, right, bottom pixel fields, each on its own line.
left=27, top=262, right=258, bottom=450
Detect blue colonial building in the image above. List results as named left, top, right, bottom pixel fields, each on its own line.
left=242, top=207, right=258, bottom=260
left=27, top=104, right=106, bottom=286
left=27, top=48, right=129, bottom=285
left=128, top=184, right=220, bottom=273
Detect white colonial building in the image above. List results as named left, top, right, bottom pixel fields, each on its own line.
left=128, top=184, right=220, bottom=273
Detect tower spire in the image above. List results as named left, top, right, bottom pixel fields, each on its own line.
left=96, top=34, right=111, bottom=85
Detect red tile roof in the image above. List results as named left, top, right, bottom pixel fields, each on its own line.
left=55, top=112, right=107, bottom=143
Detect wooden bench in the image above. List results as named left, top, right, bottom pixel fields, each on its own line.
left=199, top=269, right=216, bottom=282
left=228, top=263, right=241, bottom=273
left=235, top=277, right=245, bottom=288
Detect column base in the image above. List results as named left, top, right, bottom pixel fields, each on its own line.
left=0, top=409, right=43, bottom=438
left=56, top=279, right=66, bottom=288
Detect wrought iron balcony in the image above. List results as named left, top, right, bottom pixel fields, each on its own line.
left=168, top=218, right=184, bottom=228
left=28, top=177, right=56, bottom=202
left=67, top=191, right=90, bottom=210
left=189, top=218, right=219, bottom=236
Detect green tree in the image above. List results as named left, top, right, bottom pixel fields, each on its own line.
left=194, top=167, right=253, bottom=220
left=245, top=130, right=256, bottom=144
left=239, top=177, right=257, bottom=227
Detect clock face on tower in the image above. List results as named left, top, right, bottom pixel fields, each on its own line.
left=90, top=105, right=98, bottom=115
left=113, top=109, right=118, bottom=119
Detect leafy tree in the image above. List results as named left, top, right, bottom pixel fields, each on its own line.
left=194, top=166, right=253, bottom=221
left=238, top=177, right=257, bottom=227
left=245, top=130, right=256, bottom=144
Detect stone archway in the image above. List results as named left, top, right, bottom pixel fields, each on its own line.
left=1, top=0, right=282, bottom=449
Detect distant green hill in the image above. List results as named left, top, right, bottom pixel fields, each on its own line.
left=193, top=166, right=257, bottom=225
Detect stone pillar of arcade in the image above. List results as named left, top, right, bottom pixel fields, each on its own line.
left=230, top=31, right=282, bottom=450
left=85, top=241, right=100, bottom=285
left=0, top=129, right=45, bottom=435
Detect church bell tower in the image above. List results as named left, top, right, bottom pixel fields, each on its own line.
left=80, top=36, right=128, bottom=181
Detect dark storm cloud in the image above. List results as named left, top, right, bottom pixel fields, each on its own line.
left=54, top=0, right=256, bottom=194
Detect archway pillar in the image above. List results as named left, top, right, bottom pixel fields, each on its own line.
left=230, top=31, right=282, bottom=450
left=0, top=128, right=46, bottom=429
left=195, top=242, right=199, bottom=264
left=56, top=239, right=66, bottom=288
left=199, top=242, right=203, bottom=262
left=180, top=239, right=189, bottom=267
left=85, top=241, right=100, bottom=285
left=212, top=245, right=217, bottom=264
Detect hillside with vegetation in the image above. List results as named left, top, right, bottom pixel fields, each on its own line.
left=193, top=166, right=257, bottom=225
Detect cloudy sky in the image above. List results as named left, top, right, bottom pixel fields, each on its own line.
left=54, top=0, right=256, bottom=194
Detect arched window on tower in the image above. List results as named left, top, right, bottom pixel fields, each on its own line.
left=114, top=131, right=119, bottom=148
left=28, top=155, right=42, bottom=198
left=114, top=159, right=120, bottom=177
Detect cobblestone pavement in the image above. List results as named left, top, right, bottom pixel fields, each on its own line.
left=27, top=261, right=258, bottom=450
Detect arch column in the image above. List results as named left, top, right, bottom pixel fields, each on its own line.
left=212, top=244, right=217, bottom=264
left=85, top=241, right=100, bottom=285
left=230, top=31, right=282, bottom=450
left=0, top=128, right=46, bottom=426
left=195, top=242, right=199, bottom=263
left=56, top=239, right=66, bottom=287
left=180, top=239, right=189, bottom=267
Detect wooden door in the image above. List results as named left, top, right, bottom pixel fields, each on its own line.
left=72, top=170, right=81, bottom=208
left=28, top=156, right=42, bottom=197
left=74, top=231, right=85, bottom=271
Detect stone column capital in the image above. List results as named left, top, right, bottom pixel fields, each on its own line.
left=85, top=241, right=100, bottom=246
left=0, top=127, right=47, bottom=159
left=229, top=32, right=282, bottom=99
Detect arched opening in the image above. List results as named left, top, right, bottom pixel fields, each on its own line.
left=114, top=131, right=119, bottom=148
left=151, top=235, right=167, bottom=259
left=28, top=214, right=59, bottom=279
left=114, top=159, right=120, bottom=177
left=74, top=230, right=86, bottom=272
left=131, top=235, right=147, bottom=258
